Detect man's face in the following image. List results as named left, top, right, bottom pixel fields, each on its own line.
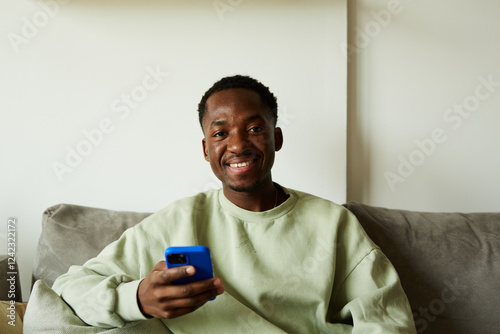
left=202, top=88, right=283, bottom=193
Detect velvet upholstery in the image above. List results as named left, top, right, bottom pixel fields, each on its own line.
left=32, top=203, right=152, bottom=288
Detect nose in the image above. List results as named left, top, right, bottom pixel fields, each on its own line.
left=227, top=130, right=252, bottom=154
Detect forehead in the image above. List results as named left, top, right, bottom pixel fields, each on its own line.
left=206, top=88, right=262, bottom=114
left=203, top=88, right=271, bottom=126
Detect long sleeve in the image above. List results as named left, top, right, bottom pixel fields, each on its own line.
left=330, top=247, right=417, bottom=333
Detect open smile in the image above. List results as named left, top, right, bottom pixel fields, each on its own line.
left=228, top=160, right=254, bottom=168
left=225, top=158, right=259, bottom=173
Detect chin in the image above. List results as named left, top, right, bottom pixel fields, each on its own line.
left=228, top=181, right=263, bottom=193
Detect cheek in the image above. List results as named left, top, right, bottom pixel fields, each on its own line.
left=206, top=143, right=223, bottom=162
left=256, top=136, right=274, bottom=153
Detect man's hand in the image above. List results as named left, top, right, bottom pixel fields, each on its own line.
left=137, top=261, right=225, bottom=319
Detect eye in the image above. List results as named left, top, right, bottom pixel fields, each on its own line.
left=249, top=126, right=264, bottom=133
left=213, top=131, right=226, bottom=138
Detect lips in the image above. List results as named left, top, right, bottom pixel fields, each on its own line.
left=225, top=158, right=259, bottom=173
left=228, top=160, right=253, bottom=168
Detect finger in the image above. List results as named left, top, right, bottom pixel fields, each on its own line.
left=170, top=277, right=222, bottom=297
left=154, top=285, right=222, bottom=319
left=159, top=265, right=196, bottom=284
left=158, top=304, right=205, bottom=320
left=162, top=292, right=212, bottom=310
left=154, top=277, right=224, bottom=305
left=152, top=261, right=167, bottom=271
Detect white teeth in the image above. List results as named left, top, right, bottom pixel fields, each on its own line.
left=229, top=161, right=252, bottom=168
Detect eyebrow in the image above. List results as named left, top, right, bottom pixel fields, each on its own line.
left=210, top=114, right=263, bottom=127
left=211, top=119, right=227, bottom=126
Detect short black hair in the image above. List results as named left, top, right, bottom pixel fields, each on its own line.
left=198, top=75, right=278, bottom=129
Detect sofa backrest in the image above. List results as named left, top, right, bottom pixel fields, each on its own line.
left=344, top=202, right=500, bottom=334
left=32, top=203, right=152, bottom=288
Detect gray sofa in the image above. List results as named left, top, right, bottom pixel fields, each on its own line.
left=26, top=202, right=500, bottom=333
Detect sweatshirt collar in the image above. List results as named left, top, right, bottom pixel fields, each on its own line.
left=218, top=184, right=297, bottom=223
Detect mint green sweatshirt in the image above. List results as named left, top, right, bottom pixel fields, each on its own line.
left=52, top=187, right=416, bottom=333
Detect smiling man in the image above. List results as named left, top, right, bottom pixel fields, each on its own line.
left=46, top=75, right=417, bottom=333
left=201, top=86, right=285, bottom=211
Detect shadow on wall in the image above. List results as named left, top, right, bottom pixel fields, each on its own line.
left=346, top=0, right=372, bottom=203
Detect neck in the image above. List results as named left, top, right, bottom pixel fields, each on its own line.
left=223, top=182, right=281, bottom=212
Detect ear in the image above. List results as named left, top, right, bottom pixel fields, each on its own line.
left=274, top=127, right=283, bottom=151
left=202, top=138, right=209, bottom=161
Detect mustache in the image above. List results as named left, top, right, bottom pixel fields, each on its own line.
left=224, top=150, right=259, bottom=163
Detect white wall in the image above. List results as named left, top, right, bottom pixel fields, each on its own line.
left=347, top=0, right=500, bottom=212
left=0, top=0, right=347, bottom=301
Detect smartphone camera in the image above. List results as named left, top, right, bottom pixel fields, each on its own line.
left=167, top=253, right=188, bottom=265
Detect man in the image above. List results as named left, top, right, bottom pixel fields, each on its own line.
left=50, top=75, right=417, bottom=333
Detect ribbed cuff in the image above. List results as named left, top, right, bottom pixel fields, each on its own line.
left=115, top=279, right=149, bottom=322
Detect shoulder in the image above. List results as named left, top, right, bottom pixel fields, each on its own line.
left=155, top=189, right=220, bottom=215
left=284, top=187, right=350, bottom=217
left=283, top=187, right=370, bottom=240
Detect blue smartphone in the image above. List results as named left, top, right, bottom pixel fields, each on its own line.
left=165, top=246, right=214, bottom=285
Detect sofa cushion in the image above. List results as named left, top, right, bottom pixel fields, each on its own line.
left=25, top=281, right=172, bottom=333
left=32, top=203, right=152, bottom=288
left=344, top=202, right=500, bottom=334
